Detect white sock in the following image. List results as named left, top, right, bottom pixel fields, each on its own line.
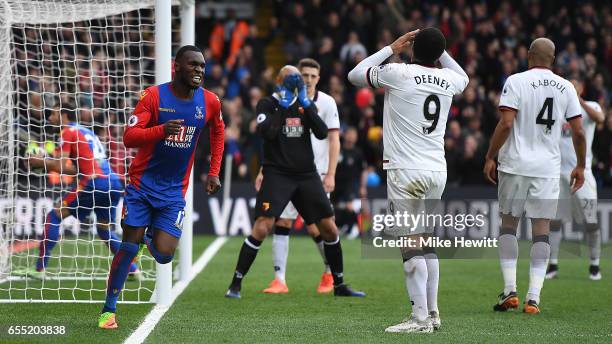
left=585, top=228, right=601, bottom=266
left=499, top=234, right=518, bottom=295
left=424, top=253, right=439, bottom=313
left=527, top=241, right=550, bottom=304
left=272, top=234, right=289, bottom=283
left=549, top=229, right=562, bottom=265
left=314, top=238, right=331, bottom=273
left=403, top=256, right=428, bottom=321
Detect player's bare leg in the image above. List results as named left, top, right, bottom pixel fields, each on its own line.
left=227, top=216, right=275, bottom=298
left=145, top=229, right=180, bottom=264
left=546, top=220, right=563, bottom=279
left=315, top=217, right=365, bottom=297
left=386, top=234, right=433, bottom=333
left=494, top=214, right=520, bottom=312
left=100, top=224, right=145, bottom=329
left=307, top=223, right=333, bottom=293
left=523, top=218, right=551, bottom=314
left=264, top=218, right=292, bottom=294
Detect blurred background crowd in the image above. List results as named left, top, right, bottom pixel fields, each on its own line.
left=17, top=1, right=611, bottom=196
left=194, top=0, right=611, bottom=192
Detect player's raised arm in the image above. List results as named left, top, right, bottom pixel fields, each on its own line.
left=124, top=88, right=172, bottom=148
left=580, top=99, right=605, bottom=124
left=347, top=30, right=419, bottom=88
left=439, top=51, right=469, bottom=92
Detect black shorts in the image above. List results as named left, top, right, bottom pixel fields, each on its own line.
left=255, top=170, right=334, bottom=225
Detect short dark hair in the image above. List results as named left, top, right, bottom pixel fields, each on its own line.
left=412, top=27, right=446, bottom=65
left=176, top=45, right=202, bottom=61
left=62, top=108, right=78, bottom=122
left=297, top=58, right=320, bottom=71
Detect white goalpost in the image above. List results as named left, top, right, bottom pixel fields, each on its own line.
left=0, top=0, right=195, bottom=303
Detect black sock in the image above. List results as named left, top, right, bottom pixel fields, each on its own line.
left=274, top=226, right=291, bottom=236
left=312, top=235, right=323, bottom=244
left=323, top=237, right=344, bottom=286
left=230, top=236, right=261, bottom=290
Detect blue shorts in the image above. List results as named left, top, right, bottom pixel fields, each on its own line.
left=122, top=184, right=186, bottom=239
left=62, top=175, right=123, bottom=223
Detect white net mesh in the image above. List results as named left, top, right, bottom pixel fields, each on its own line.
left=0, top=0, right=182, bottom=302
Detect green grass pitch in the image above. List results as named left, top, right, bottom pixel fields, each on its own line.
left=0, top=235, right=610, bottom=343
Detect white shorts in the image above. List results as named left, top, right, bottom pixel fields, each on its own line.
left=385, top=169, right=446, bottom=236
left=555, top=170, right=598, bottom=224
left=279, top=174, right=329, bottom=220
left=498, top=171, right=560, bottom=219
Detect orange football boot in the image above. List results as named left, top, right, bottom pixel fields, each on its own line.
left=263, top=278, right=289, bottom=294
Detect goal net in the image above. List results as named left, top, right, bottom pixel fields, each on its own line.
left=0, top=0, right=183, bottom=303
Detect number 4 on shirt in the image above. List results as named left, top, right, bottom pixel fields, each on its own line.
left=536, top=97, right=555, bottom=132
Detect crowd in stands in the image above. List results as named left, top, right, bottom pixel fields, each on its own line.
left=195, top=0, right=611, bottom=190
left=17, top=2, right=611, bottom=192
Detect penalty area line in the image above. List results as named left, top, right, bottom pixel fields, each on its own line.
left=124, top=237, right=228, bottom=344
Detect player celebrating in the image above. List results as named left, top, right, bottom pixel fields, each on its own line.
left=483, top=38, right=586, bottom=314
left=98, top=45, right=225, bottom=329
left=546, top=79, right=605, bottom=281
left=225, top=66, right=364, bottom=299
left=27, top=107, right=138, bottom=279
left=260, top=58, right=341, bottom=294
left=348, top=28, right=468, bottom=333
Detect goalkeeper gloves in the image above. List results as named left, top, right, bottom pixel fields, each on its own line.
left=283, top=73, right=312, bottom=108
left=276, top=85, right=295, bottom=109
left=296, top=76, right=312, bottom=108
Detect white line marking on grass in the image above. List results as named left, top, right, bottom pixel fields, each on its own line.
left=124, top=237, right=228, bottom=344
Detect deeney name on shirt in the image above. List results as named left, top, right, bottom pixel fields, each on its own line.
left=414, top=74, right=451, bottom=90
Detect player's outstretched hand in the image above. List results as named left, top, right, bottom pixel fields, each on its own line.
left=205, top=175, right=222, bottom=195
left=164, top=119, right=184, bottom=136
left=390, top=29, right=419, bottom=55
left=570, top=167, right=585, bottom=194
left=483, top=158, right=497, bottom=185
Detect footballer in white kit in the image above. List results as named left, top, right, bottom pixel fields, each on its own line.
left=547, top=79, right=605, bottom=281
left=349, top=28, right=468, bottom=333
left=484, top=38, right=586, bottom=314
left=259, top=58, right=342, bottom=295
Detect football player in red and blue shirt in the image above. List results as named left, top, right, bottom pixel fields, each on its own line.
left=99, top=45, right=224, bottom=329
left=27, top=107, right=138, bottom=279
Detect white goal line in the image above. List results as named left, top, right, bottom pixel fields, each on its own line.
left=123, top=236, right=227, bottom=344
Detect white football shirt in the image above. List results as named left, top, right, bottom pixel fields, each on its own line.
left=311, top=90, right=340, bottom=174
left=498, top=68, right=582, bottom=178
left=559, top=100, right=600, bottom=175
left=368, top=63, right=468, bottom=171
